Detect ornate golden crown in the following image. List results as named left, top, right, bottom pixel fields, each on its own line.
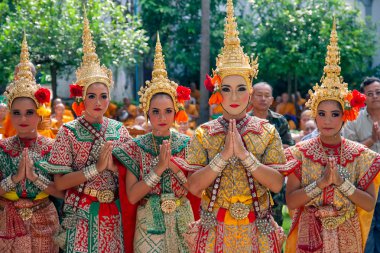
left=4, top=33, right=41, bottom=109
left=306, top=19, right=349, bottom=118
left=214, top=0, right=259, bottom=90
left=75, top=9, right=113, bottom=97
left=138, top=33, right=180, bottom=117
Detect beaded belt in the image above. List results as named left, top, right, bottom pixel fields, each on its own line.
left=83, top=188, right=115, bottom=203
left=139, top=195, right=185, bottom=214
left=318, top=209, right=356, bottom=230
left=14, top=198, right=51, bottom=221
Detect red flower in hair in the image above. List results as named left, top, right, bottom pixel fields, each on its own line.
left=177, top=86, right=191, bottom=102
left=350, top=89, right=366, bottom=108
left=34, top=87, right=51, bottom=104
left=70, top=84, right=83, bottom=98
left=204, top=74, right=214, bottom=92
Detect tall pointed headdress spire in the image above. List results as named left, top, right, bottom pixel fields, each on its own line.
left=4, top=33, right=51, bottom=115
left=306, top=19, right=366, bottom=121
left=138, top=33, right=191, bottom=123
left=214, top=0, right=258, bottom=89
left=5, top=34, right=41, bottom=108
left=75, top=7, right=113, bottom=96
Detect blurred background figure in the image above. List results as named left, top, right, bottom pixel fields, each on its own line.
left=250, top=82, right=295, bottom=148
left=118, top=97, right=139, bottom=126
left=177, top=120, right=194, bottom=137
left=292, top=109, right=312, bottom=143
left=185, top=98, right=199, bottom=129
left=276, top=92, right=297, bottom=129
left=104, top=101, right=118, bottom=119
left=0, top=102, right=8, bottom=138
left=51, top=102, right=74, bottom=132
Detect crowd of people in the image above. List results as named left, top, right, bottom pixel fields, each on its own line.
left=1, top=1, right=380, bottom=253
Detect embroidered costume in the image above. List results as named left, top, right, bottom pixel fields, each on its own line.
left=36, top=12, right=130, bottom=253
left=183, top=1, right=286, bottom=251
left=114, top=131, right=193, bottom=253
left=284, top=20, right=380, bottom=253
left=185, top=116, right=286, bottom=252
left=0, top=35, right=59, bottom=252
left=114, top=34, right=196, bottom=253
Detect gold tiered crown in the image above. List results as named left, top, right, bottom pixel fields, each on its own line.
left=4, top=33, right=41, bottom=108
left=138, top=33, right=180, bottom=117
left=306, top=19, right=349, bottom=117
left=75, top=9, right=113, bottom=96
left=214, top=0, right=258, bottom=89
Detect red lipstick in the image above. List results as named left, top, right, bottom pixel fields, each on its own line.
left=230, top=104, right=239, bottom=108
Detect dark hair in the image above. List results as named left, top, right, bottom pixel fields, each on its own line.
left=360, top=77, right=380, bottom=92
left=151, top=92, right=172, bottom=102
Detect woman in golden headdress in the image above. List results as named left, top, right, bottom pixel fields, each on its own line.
left=284, top=20, right=380, bottom=253
left=113, top=34, right=197, bottom=253
left=0, top=34, right=62, bottom=252
left=180, top=1, right=287, bottom=252
left=36, top=11, right=130, bottom=252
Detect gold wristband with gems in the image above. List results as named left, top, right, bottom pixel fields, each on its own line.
left=143, top=171, right=161, bottom=188
left=209, top=153, right=228, bottom=174
left=241, top=153, right=261, bottom=173
left=83, top=164, right=99, bottom=181
left=305, top=181, right=322, bottom=199
left=175, top=170, right=187, bottom=185
left=34, top=174, right=51, bottom=191
left=337, top=179, right=356, bottom=197
left=0, top=175, right=16, bottom=192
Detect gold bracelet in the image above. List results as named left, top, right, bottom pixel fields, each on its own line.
left=305, top=181, right=322, bottom=199
left=143, top=171, right=161, bottom=188
left=0, top=175, right=16, bottom=192
left=175, top=170, right=187, bottom=185
left=209, top=153, right=228, bottom=174
left=83, top=164, right=99, bottom=181
left=337, top=179, right=356, bottom=197
left=241, top=153, right=261, bottom=173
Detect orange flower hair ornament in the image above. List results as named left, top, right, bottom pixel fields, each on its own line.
left=70, top=84, right=85, bottom=117
left=175, top=86, right=191, bottom=123
left=342, top=90, right=366, bottom=121
left=204, top=74, right=223, bottom=105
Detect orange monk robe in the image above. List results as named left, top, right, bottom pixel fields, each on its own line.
left=104, top=102, right=118, bottom=119
left=276, top=102, right=296, bottom=116
left=64, top=108, right=74, bottom=119
left=123, top=104, right=138, bottom=127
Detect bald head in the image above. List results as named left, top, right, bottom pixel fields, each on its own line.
left=253, top=82, right=273, bottom=95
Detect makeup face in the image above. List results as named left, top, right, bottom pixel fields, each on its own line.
left=83, top=82, right=110, bottom=121
left=10, top=97, right=40, bottom=136
left=315, top=100, right=343, bottom=138
left=251, top=84, right=274, bottom=112
left=148, top=94, right=175, bottom=135
left=220, top=75, right=251, bottom=117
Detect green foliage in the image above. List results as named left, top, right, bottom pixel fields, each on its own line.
left=140, top=0, right=376, bottom=95
left=140, top=0, right=225, bottom=85
left=0, top=0, right=149, bottom=92
left=240, top=0, right=377, bottom=94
